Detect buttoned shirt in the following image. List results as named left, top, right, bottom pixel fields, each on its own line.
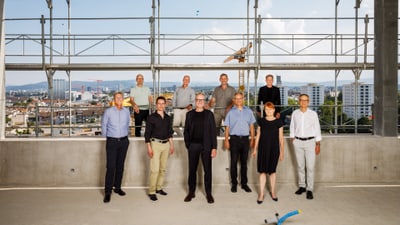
left=224, top=106, right=256, bottom=136
left=144, top=112, right=174, bottom=143
left=289, top=108, right=322, bottom=141
left=212, top=85, right=236, bottom=113
left=173, top=86, right=195, bottom=108
left=101, top=106, right=130, bottom=138
left=130, top=86, right=151, bottom=110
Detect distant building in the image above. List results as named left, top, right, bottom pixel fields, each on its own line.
left=276, top=75, right=288, bottom=106
left=81, top=91, right=94, bottom=102
left=276, top=75, right=282, bottom=87
left=342, top=82, right=374, bottom=120
left=52, top=79, right=67, bottom=100
left=300, top=83, right=324, bottom=111
left=279, top=86, right=289, bottom=106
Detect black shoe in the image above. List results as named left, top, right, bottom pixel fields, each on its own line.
left=184, top=192, right=195, bottom=202
left=231, top=185, right=237, bottom=193
left=257, top=194, right=264, bottom=204
left=148, top=194, right=158, bottom=201
left=206, top=194, right=214, bottom=204
left=156, top=189, right=168, bottom=196
left=306, top=191, right=314, bottom=200
left=113, top=189, right=126, bottom=196
left=270, top=192, right=278, bottom=202
left=295, top=187, right=306, bottom=195
left=242, top=184, right=252, bottom=193
left=103, top=194, right=111, bottom=203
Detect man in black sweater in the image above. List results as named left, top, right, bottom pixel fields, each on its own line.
left=257, top=74, right=281, bottom=119
left=183, top=92, right=217, bottom=204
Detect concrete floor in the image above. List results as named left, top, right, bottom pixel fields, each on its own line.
left=1, top=183, right=399, bottom=225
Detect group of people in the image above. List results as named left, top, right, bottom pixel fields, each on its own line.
left=101, top=73, right=322, bottom=205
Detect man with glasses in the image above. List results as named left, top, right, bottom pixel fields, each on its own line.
left=224, top=92, right=256, bottom=193
left=183, top=93, right=217, bottom=204
left=144, top=96, right=175, bottom=201
left=290, top=94, right=321, bottom=200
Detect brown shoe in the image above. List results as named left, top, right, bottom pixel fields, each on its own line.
left=184, top=192, right=195, bottom=202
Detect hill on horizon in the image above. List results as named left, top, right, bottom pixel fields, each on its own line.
left=6, top=78, right=393, bottom=91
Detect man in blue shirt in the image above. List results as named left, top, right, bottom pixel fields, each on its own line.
left=101, top=92, right=131, bottom=203
left=224, top=92, right=256, bottom=193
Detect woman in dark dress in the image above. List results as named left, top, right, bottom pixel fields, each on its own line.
left=252, top=102, right=284, bottom=204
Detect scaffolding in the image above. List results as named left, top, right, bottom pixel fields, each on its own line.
left=0, top=0, right=398, bottom=138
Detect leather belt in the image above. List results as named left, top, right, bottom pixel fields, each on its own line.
left=230, top=135, right=249, bottom=139
left=295, top=136, right=314, bottom=141
left=107, top=136, right=128, bottom=141
left=151, top=138, right=169, bottom=144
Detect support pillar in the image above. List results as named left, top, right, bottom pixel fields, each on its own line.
left=0, top=0, right=5, bottom=139
left=374, top=0, right=398, bottom=136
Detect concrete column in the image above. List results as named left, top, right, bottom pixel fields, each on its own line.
left=374, top=0, right=398, bottom=136
left=0, top=0, right=6, bottom=139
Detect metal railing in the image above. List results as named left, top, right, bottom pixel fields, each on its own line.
left=5, top=103, right=385, bottom=138
left=4, top=16, right=380, bottom=67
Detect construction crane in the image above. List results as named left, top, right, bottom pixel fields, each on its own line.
left=223, top=42, right=252, bottom=92
left=88, top=79, right=103, bottom=96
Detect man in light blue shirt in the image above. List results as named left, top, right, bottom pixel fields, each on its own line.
left=224, top=92, right=256, bottom=193
left=102, top=92, right=130, bottom=203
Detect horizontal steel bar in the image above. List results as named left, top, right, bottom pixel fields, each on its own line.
left=5, top=62, right=379, bottom=71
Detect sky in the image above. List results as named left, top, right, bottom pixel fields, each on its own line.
left=5, top=0, right=396, bottom=87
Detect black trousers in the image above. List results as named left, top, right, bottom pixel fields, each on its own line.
left=133, top=109, right=149, bottom=137
left=187, top=143, right=212, bottom=195
left=105, top=138, right=129, bottom=194
left=229, top=136, right=250, bottom=186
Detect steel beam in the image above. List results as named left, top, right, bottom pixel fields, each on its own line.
left=5, top=62, right=379, bottom=71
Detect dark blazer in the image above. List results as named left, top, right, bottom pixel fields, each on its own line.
left=257, top=85, right=281, bottom=113
left=184, top=109, right=217, bottom=151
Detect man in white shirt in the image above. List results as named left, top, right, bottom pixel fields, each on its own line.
left=289, top=94, right=321, bottom=200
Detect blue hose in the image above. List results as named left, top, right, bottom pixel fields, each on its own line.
left=277, top=210, right=301, bottom=225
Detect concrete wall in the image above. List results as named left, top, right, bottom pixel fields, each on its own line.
left=0, top=136, right=399, bottom=188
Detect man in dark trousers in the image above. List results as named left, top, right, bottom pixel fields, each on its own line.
left=101, top=92, right=130, bottom=203
left=183, top=92, right=217, bottom=204
left=257, top=74, right=281, bottom=119
left=224, top=92, right=256, bottom=193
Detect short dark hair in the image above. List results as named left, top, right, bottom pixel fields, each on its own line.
left=156, top=96, right=166, bottom=103
left=220, top=73, right=228, bottom=79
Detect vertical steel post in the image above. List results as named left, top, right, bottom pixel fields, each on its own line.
left=334, top=0, right=340, bottom=134
left=0, top=0, right=6, bottom=139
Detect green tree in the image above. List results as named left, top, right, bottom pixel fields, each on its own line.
left=319, top=100, right=334, bottom=133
